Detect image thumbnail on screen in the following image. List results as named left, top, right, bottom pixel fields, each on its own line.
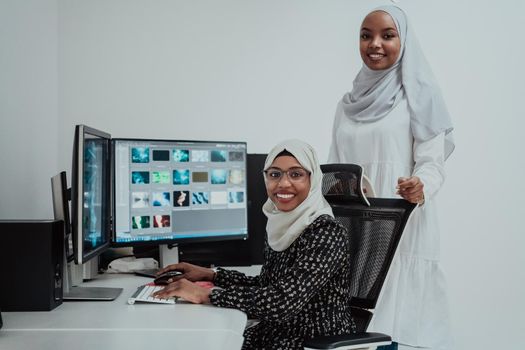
left=211, top=169, right=227, bottom=184
left=152, top=171, right=170, bottom=184
left=173, top=190, right=190, bottom=207
left=132, top=147, right=150, bottom=163
left=152, top=192, right=171, bottom=207
left=153, top=215, right=171, bottom=228
left=211, top=150, right=227, bottom=162
left=131, top=192, right=149, bottom=208
left=228, top=191, right=245, bottom=204
left=132, top=215, right=150, bottom=229
left=131, top=171, right=150, bottom=184
left=191, top=150, right=209, bottom=162
left=173, top=169, right=190, bottom=185
left=192, top=192, right=209, bottom=205
left=173, top=149, right=189, bottom=162
left=153, top=150, right=170, bottom=161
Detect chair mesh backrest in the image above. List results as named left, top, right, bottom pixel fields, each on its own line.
left=321, top=165, right=416, bottom=312
left=321, top=163, right=369, bottom=206
left=331, top=201, right=413, bottom=309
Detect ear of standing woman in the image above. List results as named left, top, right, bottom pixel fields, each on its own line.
left=156, top=139, right=355, bottom=350
left=329, top=5, right=454, bottom=350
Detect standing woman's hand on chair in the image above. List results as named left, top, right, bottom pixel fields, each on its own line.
left=397, top=176, right=425, bottom=204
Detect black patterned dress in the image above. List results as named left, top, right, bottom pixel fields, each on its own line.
left=209, top=214, right=356, bottom=349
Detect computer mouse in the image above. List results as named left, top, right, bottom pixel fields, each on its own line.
left=153, top=270, right=183, bottom=285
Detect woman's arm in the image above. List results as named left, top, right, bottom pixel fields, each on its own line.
left=210, top=219, right=347, bottom=322
left=213, top=268, right=260, bottom=288
left=152, top=268, right=262, bottom=302
left=412, top=132, right=446, bottom=202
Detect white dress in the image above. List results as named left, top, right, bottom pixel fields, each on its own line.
left=328, top=98, right=453, bottom=349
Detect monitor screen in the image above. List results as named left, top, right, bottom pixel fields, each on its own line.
left=112, top=138, right=248, bottom=246
left=71, top=125, right=112, bottom=264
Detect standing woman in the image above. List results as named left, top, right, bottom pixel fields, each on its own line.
left=328, top=5, right=454, bottom=350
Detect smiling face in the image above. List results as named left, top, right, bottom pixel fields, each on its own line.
left=265, top=155, right=311, bottom=212
left=359, top=10, right=401, bottom=70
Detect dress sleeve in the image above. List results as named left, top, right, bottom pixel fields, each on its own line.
left=412, top=132, right=446, bottom=202
left=209, top=220, right=347, bottom=322
left=213, top=268, right=260, bottom=288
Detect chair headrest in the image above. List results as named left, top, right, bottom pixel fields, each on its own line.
left=321, top=163, right=371, bottom=206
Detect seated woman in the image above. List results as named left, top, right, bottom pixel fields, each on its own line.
left=153, top=139, right=356, bottom=349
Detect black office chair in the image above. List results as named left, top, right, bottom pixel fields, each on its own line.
left=304, top=164, right=417, bottom=350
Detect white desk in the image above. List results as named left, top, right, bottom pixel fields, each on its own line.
left=1, top=273, right=247, bottom=350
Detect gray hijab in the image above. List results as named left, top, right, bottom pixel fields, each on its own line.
left=342, top=5, right=455, bottom=159
left=262, top=140, right=333, bottom=252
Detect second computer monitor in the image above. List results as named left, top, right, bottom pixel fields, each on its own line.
left=112, top=139, right=248, bottom=246
left=71, top=125, right=112, bottom=265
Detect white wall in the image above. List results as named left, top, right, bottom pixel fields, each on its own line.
left=0, top=0, right=58, bottom=219
left=1, top=0, right=524, bottom=348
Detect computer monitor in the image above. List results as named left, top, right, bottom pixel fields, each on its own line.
left=56, top=125, right=250, bottom=280
left=51, top=125, right=122, bottom=301
left=71, top=125, right=112, bottom=265
left=51, top=171, right=72, bottom=262
left=71, top=126, right=249, bottom=254
left=111, top=138, right=248, bottom=258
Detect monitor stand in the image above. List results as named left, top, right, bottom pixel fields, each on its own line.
left=132, top=244, right=177, bottom=277
left=64, top=286, right=122, bottom=301
left=51, top=172, right=123, bottom=301
left=63, top=260, right=122, bottom=301
left=159, top=244, right=179, bottom=268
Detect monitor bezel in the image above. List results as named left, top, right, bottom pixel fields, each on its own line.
left=110, top=137, right=249, bottom=248
left=71, top=125, right=112, bottom=264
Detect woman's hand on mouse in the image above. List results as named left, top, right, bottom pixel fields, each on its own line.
left=152, top=278, right=211, bottom=304
left=156, top=262, right=215, bottom=283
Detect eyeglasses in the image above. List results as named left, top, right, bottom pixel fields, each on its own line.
left=263, top=167, right=310, bottom=183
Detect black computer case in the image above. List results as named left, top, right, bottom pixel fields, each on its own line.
left=0, top=220, right=64, bottom=311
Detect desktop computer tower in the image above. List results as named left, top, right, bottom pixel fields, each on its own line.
left=0, top=220, right=64, bottom=311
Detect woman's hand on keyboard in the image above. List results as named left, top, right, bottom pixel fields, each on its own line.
left=152, top=278, right=211, bottom=304
left=156, top=262, right=215, bottom=283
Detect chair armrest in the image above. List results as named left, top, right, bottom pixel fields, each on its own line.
left=303, top=332, right=391, bottom=350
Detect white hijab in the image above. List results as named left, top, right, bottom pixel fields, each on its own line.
left=262, top=140, right=334, bottom=252
left=342, top=5, right=455, bottom=159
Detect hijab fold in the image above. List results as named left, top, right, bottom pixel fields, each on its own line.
left=342, top=5, right=455, bottom=159
left=262, top=140, right=333, bottom=252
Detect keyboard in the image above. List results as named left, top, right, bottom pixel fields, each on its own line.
left=127, top=284, right=176, bottom=305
